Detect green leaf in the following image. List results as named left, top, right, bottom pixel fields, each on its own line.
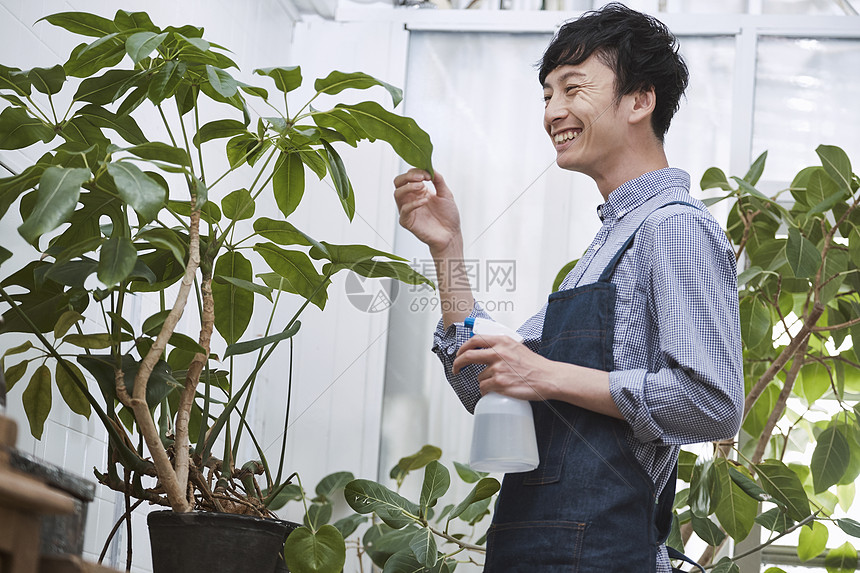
left=756, top=459, right=811, bottom=521
left=18, top=167, right=91, bottom=244
left=55, top=359, right=91, bottom=418
left=409, top=528, right=438, bottom=568
left=755, top=508, right=794, bottom=533
left=390, top=445, right=443, bottom=484
left=221, top=188, right=255, bottom=220
left=28, top=65, right=66, bottom=95
left=727, top=465, right=771, bottom=502
left=811, top=425, right=851, bottom=493
left=147, top=59, right=187, bottom=105
left=3, top=341, right=34, bottom=358
left=319, top=140, right=354, bottom=221
left=314, top=70, right=402, bottom=107
left=305, top=501, right=333, bottom=530
left=738, top=295, right=771, bottom=349
left=0, top=64, right=31, bottom=96
left=105, top=311, right=134, bottom=335
left=222, top=320, right=301, bottom=359
left=332, top=514, right=367, bottom=539
left=63, top=333, right=113, bottom=349
left=258, top=272, right=328, bottom=311
left=316, top=471, right=355, bottom=502
left=253, top=217, right=314, bottom=247
left=817, top=145, right=853, bottom=193
left=53, top=310, right=85, bottom=339
left=336, top=102, right=433, bottom=174
left=114, top=10, right=158, bottom=33
left=125, top=31, right=168, bottom=65
left=419, top=461, right=450, bottom=511
left=553, top=259, right=578, bottom=292
left=806, top=168, right=843, bottom=216
left=124, top=142, right=191, bottom=166
left=254, top=66, right=302, bottom=93
left=107, top=162, right=165, bottom=222
left=824, top=542, right=857, bottom=573
left=212, top=251, right=254, bottom=345
left=283, top=525, right=346, bottom=573
left=838, top=518, right=860, bottom=538
left=0, top=106, right=55, bottom=150
left=4, top=360, right=28, bottom=391
left=448, top=477, right=500, bottom=521
left=273, top=151, right=305, bottom=218
left=76, top=105, right=146, bottom=145
left=711, top=557, right=740, bottom=573
left=798, top=521, right=828, bottom=561
left=326, top=259, right=433, bottom=289
left=254, top=243, right=326, bottom=305
left=73, top=69, right=142, bottom=105
left=714, top=460, right=757, bottom=543
left=205, top=65, right=238, bottom=98
left=42, top=11, right=118, bottom=37
left=701, top=168, right=733, bottom=191
left=744, top=151, right=768, bottom=186
left=193, top=119, right=246, bottom=147
left=453, top=461, right=487, bottom=484
left=64, top=36, right=125, bottom=78
left=344, top=479, right=420, bottom=529
left=213, top=276, right=273, bottom=302
left=785, top=227, right=822, bottom=279
left=310, top=242, right=407, bottom=264
left=22, top=364, right=52, bottom=439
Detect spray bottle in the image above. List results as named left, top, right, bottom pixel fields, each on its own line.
left=465, top=317, right=539, bottom=473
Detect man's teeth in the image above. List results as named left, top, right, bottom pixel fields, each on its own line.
left=554, top=130, right=580, bottom=144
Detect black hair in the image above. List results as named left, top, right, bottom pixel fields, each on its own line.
left=538, top=2, right=689, bottom=142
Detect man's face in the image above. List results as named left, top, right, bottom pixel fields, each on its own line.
left=542, top=55, right=628, bottom=177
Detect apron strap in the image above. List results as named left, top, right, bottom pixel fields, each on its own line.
left=597, top=200, right=698, bottom=283
left=667, top=546, right=706, bottom=573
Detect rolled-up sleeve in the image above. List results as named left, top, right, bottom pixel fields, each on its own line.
left=609, top=213, right=744, bottom=445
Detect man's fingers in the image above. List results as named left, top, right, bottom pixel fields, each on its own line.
left=393, top=168, right=430, bottom=188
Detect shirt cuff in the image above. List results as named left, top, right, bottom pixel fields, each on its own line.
left=430, top=301, right=491, bottom=357
left=609, top=369, right=663, bottom=444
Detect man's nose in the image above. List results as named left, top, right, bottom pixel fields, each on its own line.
left=544, top=95, right=568, bottom=123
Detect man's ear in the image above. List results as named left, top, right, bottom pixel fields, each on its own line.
left=628, top=87, right=656, bottom=126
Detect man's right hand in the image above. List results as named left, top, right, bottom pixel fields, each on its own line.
left=393, top=169, right=462, bottom=257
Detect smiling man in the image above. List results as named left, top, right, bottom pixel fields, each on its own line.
left=393, top=4, right=743, bottom=572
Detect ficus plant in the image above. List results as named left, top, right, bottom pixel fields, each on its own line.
left=554, top=145, right=860, bottom=572
left=0, top=8, right=434, bottom=572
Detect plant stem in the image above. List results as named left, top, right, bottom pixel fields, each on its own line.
left=722, top=512, right=819, bottom=565
left=428, top=525, right=486, bottom=553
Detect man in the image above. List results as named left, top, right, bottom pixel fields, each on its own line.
left=393, top=4, right=743, bottom=572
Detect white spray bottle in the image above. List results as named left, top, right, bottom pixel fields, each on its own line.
left=465, top=317, right=539, bottom=473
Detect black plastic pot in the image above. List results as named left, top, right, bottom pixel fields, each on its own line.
left=148, top=510, right=296, bottom=573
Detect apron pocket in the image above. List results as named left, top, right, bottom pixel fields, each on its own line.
left=485, top=520, right=586, bottom=572
left=523, top=401, right=575, bottom=485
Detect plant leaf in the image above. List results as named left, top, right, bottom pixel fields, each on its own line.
left=222, top=320, right=300, bottom=359
left=785, top=227, right=821, bottom=279
left=314, top=70, right=403, bottom=107
left=125, top=31, right=168, bottom=65
left=448, top=477, right=500, bottom=521
left=419, top=461, right=450, bottom=511
left=254, top=243, right=326, bottom=305
left=42, top=12, right=118, bottom=37
left=823, top=542, right=857, bottom=573
left=0, top=106, right=55, bottom=150
left=319, top=140, right=354, bottom=221
left=811, top=425, right=851, bottom=493
left=73, top=69, right=142, bottom=105
left=283, top=525, right=346, bottom=573
left=18, top=167, right=91, bottom=244
left=337, top=102, right=433, bottom=174
left=76, top=104, right=146, bottom=145
left=22, top=364, right=52, bottom=439
left=55, top=359, right=91, bottom=418
left=797, top=520, right=828, bottom=562
left=343, top=479, right=420, bottom=530
left=272, top=151, right=305, bottom=218
left=28, top=65, right=66, bottom=95
left=252, top=217, right=314, bottom=247
left=701, top=167, right=733, bottom=191
left=107, top=161, right=166, bottom=221
left=816, top=145, right=853, bottom=193
left=221, top=188, right=255, bottom=220
left=743, top=150, right=767, bottom=185
left=714, top=460, right=757, bottom=543
left=192, top=119, right=246, bottom=147
left=212, top=251, right=254, bottom=345
left=756, top=459, right=811, bottom=522
left=206, top=65, right=238, bottom=98
left=254, top=66, right=302, bottom=93
left=409, top=528, right=438, bottom=569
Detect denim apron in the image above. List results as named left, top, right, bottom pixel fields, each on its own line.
left=484, top=200, right=703, bottom=573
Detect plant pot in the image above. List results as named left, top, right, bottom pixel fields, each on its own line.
left=147, top=510, right=296, bottom=573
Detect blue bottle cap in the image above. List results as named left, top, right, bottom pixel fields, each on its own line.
left=464, top=316, right=475, bottom=336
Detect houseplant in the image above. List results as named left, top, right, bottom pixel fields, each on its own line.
left=0, top=8, right=433, bottom=572
left=550, top=145, right=860, bottom=571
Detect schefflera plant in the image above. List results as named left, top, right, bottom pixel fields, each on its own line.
left=0, top=9, right=433, bottom=571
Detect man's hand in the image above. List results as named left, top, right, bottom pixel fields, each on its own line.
left=393, top=169, right=462, bottom=257
left=453, top=334, right=622, bottom=419
left=453, top=334, right=559, bottom=402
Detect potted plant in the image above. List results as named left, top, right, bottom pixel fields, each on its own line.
left=0, top=8, right=434, bottom=572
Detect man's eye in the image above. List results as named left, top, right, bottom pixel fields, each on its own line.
left=566, top=85, right=580, bottom=94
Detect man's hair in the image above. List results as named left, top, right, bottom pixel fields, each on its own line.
left=538, top=2, right=689, bottom=142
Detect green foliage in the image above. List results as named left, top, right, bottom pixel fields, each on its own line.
left=0, top=7, right=434, bottom=570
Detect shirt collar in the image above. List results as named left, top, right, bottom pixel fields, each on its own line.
left=597, top=167, right=690, bottom=223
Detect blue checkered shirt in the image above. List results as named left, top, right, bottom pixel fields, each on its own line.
left=432, top=168, right=744, bottom=572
